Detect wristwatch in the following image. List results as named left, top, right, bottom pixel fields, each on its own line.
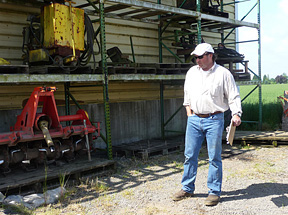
left=233, top=113, right=242, bottom=118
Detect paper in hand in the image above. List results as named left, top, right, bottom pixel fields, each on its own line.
left=226, top=120, right=236, bottom=146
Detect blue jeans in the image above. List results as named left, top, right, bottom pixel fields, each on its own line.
left=181, top=112, right=224, bottom=196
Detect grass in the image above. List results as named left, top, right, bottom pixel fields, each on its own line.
left=239, top=102, right=283, bottom=130
left=92, top=177, right=110, bottom=193
left=240, top=84, right=288, bottom=103
left=239, top=84, right=287, bottom=130
left=1, top=204, right=35, bottom=215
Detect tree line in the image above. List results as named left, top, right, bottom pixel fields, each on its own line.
left=252, top=73, right=288, bottom=84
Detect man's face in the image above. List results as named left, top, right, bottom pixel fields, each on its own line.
left=195, top=53, right=213, bottom=71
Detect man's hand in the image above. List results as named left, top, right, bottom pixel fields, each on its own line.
left=186, top=106, right=192, bottom=116
left=232, top=114, right=241, bottom=126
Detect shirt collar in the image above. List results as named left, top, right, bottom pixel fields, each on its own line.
left=197, top=62, right=217, bottom=73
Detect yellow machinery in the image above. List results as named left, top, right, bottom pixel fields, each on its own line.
left=23, top=2, right=92, bottom=66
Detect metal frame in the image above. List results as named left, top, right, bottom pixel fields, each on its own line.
left=0, top=0, right=261, bottom=159
left=157, top=0, right=261, bottom=137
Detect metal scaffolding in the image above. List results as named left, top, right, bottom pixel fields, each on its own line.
left=0, top=0, right=261, bottom=159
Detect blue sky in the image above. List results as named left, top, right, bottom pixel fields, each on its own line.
left=237, top=0, right=286, bottom=79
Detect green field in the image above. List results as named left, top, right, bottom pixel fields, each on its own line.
left=239, top=84, right=288, bottom=104
left=238, top=84, right=288, bottom=130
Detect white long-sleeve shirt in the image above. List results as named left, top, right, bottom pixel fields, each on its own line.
left=183, top=63, right=242, bottom=116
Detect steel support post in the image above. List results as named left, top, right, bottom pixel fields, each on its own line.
left=99, top=0, right=113, bottom=159
left=196, top=0, right=201, bottom=44
left=257, top=0, right=262, bottom=129
left=160, top=81, right=165, bottom=139
left=158, top=0, right=163, bottom=63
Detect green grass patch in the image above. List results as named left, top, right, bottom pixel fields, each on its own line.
left=238, top=84, right=287, bottom=131
left=240, top=84, right=288, bottom=103
left=239, top=102, right=283, bottom=130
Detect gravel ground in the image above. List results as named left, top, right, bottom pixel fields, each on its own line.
left=1, top=143, right=288, bottom=215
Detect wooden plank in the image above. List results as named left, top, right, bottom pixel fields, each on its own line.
left=0, top=157, right=115, bottom=195
left=0, top=3, right=39, bottom=14
left=0, top=35, right=23, bottom=48
left=226, top=131, right=288, bottom=142
left=113, top=137, right=185, bottom=159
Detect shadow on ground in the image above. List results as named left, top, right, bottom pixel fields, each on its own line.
left=222, top=183, right=288, bottom=207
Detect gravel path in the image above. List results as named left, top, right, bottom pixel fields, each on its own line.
left=2, top=144, right=288, bottom=215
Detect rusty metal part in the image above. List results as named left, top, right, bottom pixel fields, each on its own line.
left=83, top=119, right=91, bottom=161
left=74, top=138, right=85, bottom=151
left=38, top=120, right=54, bottom=151
left=10, top=149, right=24, bottom=164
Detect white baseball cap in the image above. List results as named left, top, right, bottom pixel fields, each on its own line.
left=191, top=43, right=214, bottom=56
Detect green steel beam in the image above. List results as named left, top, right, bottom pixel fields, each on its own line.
left=69, top=84, right=103, bottom=88
left=241, top=120, right=258, bottom=124
left=164, top=104, right=183, bottom=126
left=105, top=0, right=258, bottom=28
left=223, top=0, right=251, bottom=6
left=130, top=36, right=136, bottom=63
left=160, top=81, right=164, bottom=139
left=258, top=0, right=262, bottom=129
left=241, top=85, right=259, bottom=102
left=159, top=0, right=188, bottom=35
left=224, top=39, right=259, bottom=45
left=160, top=41, right=183, bottom=63
left=196, top=0, right=201, bottom=44
left=240, top=62, right=259, bottom=79
left=164, top=130, right=185, bottom=134
left=158, top=0, right=163, bottom=63
left=85, top=0, right=100, bottom=13
left=99, top=0, right=113, bottom=160
left=224, top=2, right=258, bottom=41
left=66, top=91, right=83, bottom=110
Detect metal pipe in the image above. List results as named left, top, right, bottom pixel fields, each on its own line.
left=130, top=36, right=136, bottom=63
left=241, top=85, right=259, bottom=102
left=39, top=120, right=54, bottom=150
left=59, top=114, right=84, bottom=122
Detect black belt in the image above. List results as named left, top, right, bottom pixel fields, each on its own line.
left=192, top=111, right=222, bottom=118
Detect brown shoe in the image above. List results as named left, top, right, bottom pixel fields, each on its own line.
left=173, top=189, right=193, bottom=201
left=205, top=194, right=220, bottom=206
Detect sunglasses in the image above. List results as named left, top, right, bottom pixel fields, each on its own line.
left=195, top=53, right=209, bottom=59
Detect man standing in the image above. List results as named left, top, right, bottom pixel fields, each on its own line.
left=173, top=43, right=242, bottom=206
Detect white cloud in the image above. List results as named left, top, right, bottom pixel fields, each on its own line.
left=279, top=0, right=288, bottom=14
left=237, top=0, right=287, bottom=79
left=262, top=35, right=274, bottom=43
left=238, top=27, right=258, bottom=41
